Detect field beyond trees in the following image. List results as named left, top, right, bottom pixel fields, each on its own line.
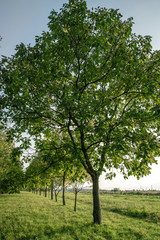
left=0, top=191, right=160, bottom=240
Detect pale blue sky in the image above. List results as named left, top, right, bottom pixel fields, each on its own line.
left=1, top=0, right=160, bottom=57
left=0, top=0, right=160, bottom=189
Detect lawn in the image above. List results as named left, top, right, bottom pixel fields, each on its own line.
left=0, top=191, right=160, bottom=240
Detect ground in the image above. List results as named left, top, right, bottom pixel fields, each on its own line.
left=0, top=191, right=160, bottom=240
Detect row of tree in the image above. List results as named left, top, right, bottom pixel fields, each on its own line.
left=0, top=129, right=90, bottom=211
left=24, top=146, right=91, bottom=211
left=1, top=0, right=160, bottom=224
left=25, top=151, right=91, bottom=211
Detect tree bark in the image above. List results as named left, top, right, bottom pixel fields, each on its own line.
left=62, top=172, right=66, bottom=206
left=74, top=190, right=77, bottom=211
left=51, top=180, right=53, bottom=200
left=55, top=191, right=58, bottom=202
left=92, top=173, right=102, bottom=224
left=45, top=187, right=47, bottom=197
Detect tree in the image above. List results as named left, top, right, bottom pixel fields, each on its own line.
left=34, top=131, right=84, bottom=205
left=52, top=176, right=62, bottom=202
left=0, top=130, right=24, bottom=193
left=1, top=0, right=160, bottom=223
left=25, top=152, right=55, bottom=196
left=71, top=168, right=91, bottom=211
left=24, top=142, right=71, bottom=203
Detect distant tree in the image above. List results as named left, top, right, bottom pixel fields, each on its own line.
left=71, top=168, right=91, bottom=211
left=25, top=148, right=69, bottom=203
left=34, top=133, right=84, bottom=205
left=111, top=188, right=120, bottom=193
left=1, top=0, right=160, bottom=223
left=52, top=176, right=62, bottom=202
left=0, top=130, right=24, bottom=193
left=25, top=153, right=53, bottom=195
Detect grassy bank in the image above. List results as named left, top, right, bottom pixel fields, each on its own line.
left=0, top=191, right=160, bottom=240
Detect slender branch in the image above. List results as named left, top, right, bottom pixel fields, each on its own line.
left=25, top=160, right=55, bottom=181
left=112, top=90, right=147, bottom=100
left=86, top=140, right=102, bottom=151
left=74, top=41, right=81, bottom=88
left=67, top=114, right=94, bottom=176
left=109, top=93, right=140, bottom=132
left=69, top=110, right=95, bottom=175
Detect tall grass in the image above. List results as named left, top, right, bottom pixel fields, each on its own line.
left=0, top=191, right=160, bottom=239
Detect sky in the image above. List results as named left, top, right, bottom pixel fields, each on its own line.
left=0, top=0, right=160, bottom=190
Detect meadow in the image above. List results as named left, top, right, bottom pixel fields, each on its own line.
left=0, top=191, right=160, bottom=240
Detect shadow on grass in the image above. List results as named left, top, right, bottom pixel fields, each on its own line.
left=44, top=224, right=77, bottom=238
left=16, top=222, right=113, bottom=240
left=110, top=207, right=160, bottom=223
left=43, top=223, right=97, bottom=239
left=13, top=223, right=92, bottom=240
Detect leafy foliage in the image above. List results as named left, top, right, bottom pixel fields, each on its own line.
left=0, top=130, right=24, bottom=193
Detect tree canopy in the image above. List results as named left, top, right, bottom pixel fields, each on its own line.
left=1, top=0, right=160, bottom=223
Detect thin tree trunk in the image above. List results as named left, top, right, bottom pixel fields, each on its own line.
left=51, top=180, right=53, bottom=200
left=45, top=187, right=47, bottom=197
left=74, top=190, right=77, bottom=211
left=39, top=188, right=41, bottom=196
left=48, top=189, right=50, bottom=197
left=92, top=173, right=102, bottom=224
left=55, top=191, right=57, bottom=202
left=62, top=172, right=66, bottom=206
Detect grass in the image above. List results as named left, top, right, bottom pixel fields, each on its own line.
left=0, top=191, right=160, bottom=240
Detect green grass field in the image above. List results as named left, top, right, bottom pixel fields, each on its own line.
left=0, top=191, right=160, bottom=240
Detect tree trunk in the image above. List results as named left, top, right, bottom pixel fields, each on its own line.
left=74, top=190, right=77, bottom=211
left=39, top=188, right=41, bottom=196
left=92, top=173, right=102, bottom=224
left=51, top=180, right=53, bottom=200
left=45, top=187, right=47, bottom=197
left=48, top=189, right=50, bottom=197
left=62, top=172, right=66, bottom=206
left=55, top=191, right=58, bottom=202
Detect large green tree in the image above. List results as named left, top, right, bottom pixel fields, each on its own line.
left=1, top=0, right=160, bottom=223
